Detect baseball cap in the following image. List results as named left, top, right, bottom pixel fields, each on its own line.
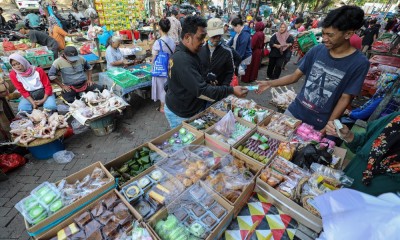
left=207, top=18, right=224, bottom=37
left=64, top=46, right=80, bottom=62
left=14, top=23, right=26, bottom=31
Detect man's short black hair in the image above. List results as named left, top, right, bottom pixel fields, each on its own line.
left=171, top=9, right=178, bottom=16
left=322, top=6, right=364, bottom=31
left=0, top=7, right=3, bottom=11
left=255, top=16, right=262, bottom=22
left=295, top=18, right=304, bottom=24
left=181, top=15, right=207, bottom=39
left=231, top=17, right=244, bottom=27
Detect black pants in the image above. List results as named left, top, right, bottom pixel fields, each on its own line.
left=62, top=83, right=103, bottom=103
left=267, top=56, right=285, bottom=79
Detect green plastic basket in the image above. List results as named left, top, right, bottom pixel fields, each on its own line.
left=131, top=70, right=151, bottom=83
left=25, top=50, right=54, bottom=66
left=112, top=72, right=140, bottom=88
left=298, top=32, right=318, bottom=53
left=131, top=63, right=152, bottom=72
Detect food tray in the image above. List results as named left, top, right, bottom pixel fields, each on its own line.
left=131, top=69, right=151, bottom=83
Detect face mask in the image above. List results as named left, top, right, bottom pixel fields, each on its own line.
left=208, top=39, right=221, bottom=47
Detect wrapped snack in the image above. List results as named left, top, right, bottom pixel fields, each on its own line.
left=277, top=142, right=297, bottom=160
left=113, top=202, right=133, bottom=225
left=91, top=201, right=105, bottom=217
left=103, top=193, right=119, bottom=210
left=84, top=220, right=102, bottom=239
left=101, top=220, right=119, bottom=239
left=131, top=221, right=153, bottom=240
left=98, top=210, right=114, bottom=225
left=74, top=211, right=92, bottom=228
left=91, top=167, right=106, bottom=179
left=270, top=157, right=293, bottom=175
left=201, top=213, right=218, bottom=229
left=57, top=223, right=80, bottom=240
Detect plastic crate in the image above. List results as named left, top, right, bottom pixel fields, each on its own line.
left=131, top=63, right=152, bottom=72
left=25, top=50, right=54, bottom=66
left=131, top=70, right=151, bottom=83
left=111, top=72, right=140, bottom=88
left=298, top=32, right=318, bottom=53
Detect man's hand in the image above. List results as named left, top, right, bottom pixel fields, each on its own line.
left=344, top=109, right=351, bottom=115
left=325, top=121, right=352, bottom=141
left=233, top=86, right=248, bottom=98
left=255, top=80, right=273, bottom=94
left=61, top=85, right=72, bottom=92
left=86, top=79, right=94, bottom=86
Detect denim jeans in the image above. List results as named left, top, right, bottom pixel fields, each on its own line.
left=18, top=94, right=57, bottom=113
left=164, top=104, right=189, bottom=129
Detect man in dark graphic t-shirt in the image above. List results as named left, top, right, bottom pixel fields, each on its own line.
left=256, top=6, right=369, bottom=132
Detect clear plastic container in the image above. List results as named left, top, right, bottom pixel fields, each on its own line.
left=15, top=196, right=49, bottom=225
left=121, top=181, right=143, bottom=202
left=31, top=182, right=61, bottom=207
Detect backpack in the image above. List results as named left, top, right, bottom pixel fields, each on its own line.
left=152, top=39, right=173, bottom=78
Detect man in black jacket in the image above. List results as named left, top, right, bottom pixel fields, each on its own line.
left=165, top=16, right=248, bottom=129
left=199, top=18, right=241, bottom=87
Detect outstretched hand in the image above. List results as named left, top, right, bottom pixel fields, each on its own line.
left=255, top=80, right=272, bottom=94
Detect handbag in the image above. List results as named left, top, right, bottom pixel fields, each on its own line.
left=152, top=40, right=172, bottom=78
left=292, top=143, right=333, bottom=169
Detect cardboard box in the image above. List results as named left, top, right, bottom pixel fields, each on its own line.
left=258, top=113, right=302, bottom=142
left=104, top=142, right=167, bottom=187
left=149, top=125, right=204, bottom=155
left=148, top=182, right=234, bottom=240
left=205, top=117, right=256, bottom=153
left=183, top=107, right=226, bottom=133
left=35, top=189, right=142, bottom=239
left=255, top=178, right=323, bottom=233
left=26, top=162, right=115, bottom=238
left=232, top=126, right=283, bottom=167
left=203, top=154, right=262, bottom=217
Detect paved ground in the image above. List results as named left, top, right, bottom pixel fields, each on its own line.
left=0, top=61, right=304, bottom=239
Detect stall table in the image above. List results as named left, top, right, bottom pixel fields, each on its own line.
left=98, top=72, right=152, bottom=100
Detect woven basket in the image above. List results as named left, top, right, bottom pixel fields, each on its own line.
left=15, top=128, right=67, bottom=147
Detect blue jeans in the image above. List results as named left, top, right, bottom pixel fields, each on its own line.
left=164, top=104, right=189, bottom=129
left=18, top=94, right=57, bottom=113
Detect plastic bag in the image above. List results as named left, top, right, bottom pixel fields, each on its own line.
left=71, top=119, right=89, bottom=135
left=315, top=189, right=400, bottom=240
left=215, top=110, right=236, bottom=138
left=131, top=221, right=153, bottom=240
left=53, top=150, right=75, bottom=164
left=0, top=154, right=26, bottom=173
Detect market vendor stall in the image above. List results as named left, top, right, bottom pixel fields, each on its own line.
left=13, top=93, right=369, bottom=240
left=99, top=63, right=153, bottom=100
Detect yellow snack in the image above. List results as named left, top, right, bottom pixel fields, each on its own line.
left=149, top=191, right=165, bottom=204
left=156, top=184, right=170, bottom=194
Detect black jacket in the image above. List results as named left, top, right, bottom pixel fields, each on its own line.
left=165, top=43, right=234, bottom=118
left=269, top=34, right=294, bottom=58
left=198, top=43, right=241, bottom=86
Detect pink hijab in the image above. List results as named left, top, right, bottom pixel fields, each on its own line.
left=276, top=23, right=290, bottom=53
left=9, top=53, right=36, bottom=77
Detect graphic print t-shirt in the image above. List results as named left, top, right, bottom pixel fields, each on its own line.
left=288, top=44, right=370, bottom=130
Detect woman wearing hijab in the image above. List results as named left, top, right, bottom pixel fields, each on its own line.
left=242, top=22, right=265, bottom=83
left=8, top=53, right=57, bottom=112
left=248, top=20, right=256, bottom=35
left=48, top=16, right=81, bottom=50
left=267, top=23, right=294, bottom=79
left=326, top=112, right=400, bottom=196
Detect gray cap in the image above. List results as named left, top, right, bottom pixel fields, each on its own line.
left=64, top=46, right=80, bottom=62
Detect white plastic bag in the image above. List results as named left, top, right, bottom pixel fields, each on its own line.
left=315, top=188, right=400, bottom=240
left=215, top=110, right=236, bottom=138
left=53, top=150, right=75, bottom=164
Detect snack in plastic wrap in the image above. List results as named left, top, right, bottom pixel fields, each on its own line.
left=236, top=132, right=281, bottom=164
left=264, top=113, right=301, bottom=137
left=204, top=155, right=254, bottom=203
left=57, top=167, right=111, bottom=205
left=56, top=223, right=80, bottom=240
left=155, top=127, right=197, bottom=152
left=113, top=202, right=132, bottom=225
left=210, top=202, right=226, bottom=219
left=74, top=211, right=92, bottom=228
left=277, top=142, right=297, bottom=161
left=101, top=220, right=119, bottom=238
left=188, top=111, right=222, bottom=131
left=84, top=220, right=102, bottom=239
left=131, top=221, right=153, bottom=240
left=91, top=201, right=105, bottom=218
